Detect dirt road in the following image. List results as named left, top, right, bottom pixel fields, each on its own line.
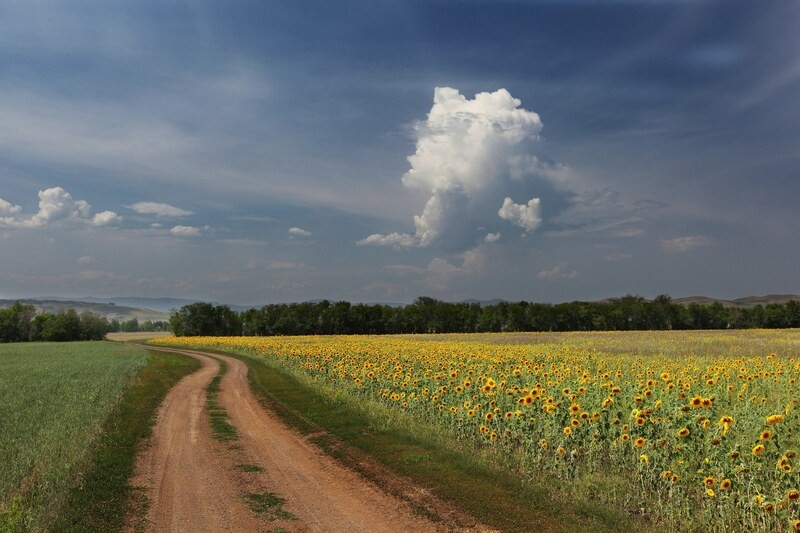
left=130, top=347, right=452, bottom=532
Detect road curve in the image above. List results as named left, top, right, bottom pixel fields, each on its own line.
left=130, top=345, right=443, bottom=532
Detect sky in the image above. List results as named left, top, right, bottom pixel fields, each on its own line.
left=1, top=0, right=798, bottom=306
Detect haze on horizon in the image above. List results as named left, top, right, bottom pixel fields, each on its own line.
left=1, top=0, right=798, bottom=306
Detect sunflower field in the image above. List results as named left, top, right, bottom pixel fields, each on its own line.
left=157, top=330, right=800, bottom=531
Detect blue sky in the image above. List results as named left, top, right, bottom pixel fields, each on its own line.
left=0, top=0, right=798, bottom=305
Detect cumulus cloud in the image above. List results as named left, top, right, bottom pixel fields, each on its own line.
left=536, top=263, right=578, bottom=281
left=357, top=232, right=416, bottom=248
left=498, top=197, right=541, bottom=233
left=91, top=211, right=122, bottom=226
left=386, top=247, right=489, bottom=291
left=127, top=201, right=193, bottom=217
left=78, top=256, right=96, bottom=265
left=0, top=187, right=120, bottom=229
left=0, top=199, right=22, bottom=216
left=661, top=235, right=713, bottom=252
left=484, top=232, right=501, bottom=243
left=170, top=225, right=202, bottom=237
left=288, top=227, right=312, bottom=237
left=359, top=87, right=557, bottom=251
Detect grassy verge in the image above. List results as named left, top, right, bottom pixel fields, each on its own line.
left=224, top=350, right=633, bottom=533
left=205, top=360, right=240, bottom=442
left=50, top=349, right=200, bottom=532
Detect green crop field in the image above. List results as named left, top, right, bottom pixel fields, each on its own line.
left=0, top=342, right=148, bottom=531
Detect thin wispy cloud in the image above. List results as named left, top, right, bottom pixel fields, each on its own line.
left=128, top=202, right=193, bottom=217
left=661, top=235, right=713, bottom=253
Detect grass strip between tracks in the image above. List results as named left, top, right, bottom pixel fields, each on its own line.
left=206, top=360, right=240, bottom=442
left=200, top=349, right=636, bottom=533
left=51, top=349, right=200, bottom=532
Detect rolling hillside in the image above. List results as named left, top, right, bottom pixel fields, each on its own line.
left=0, top=299, right=170, bottom=322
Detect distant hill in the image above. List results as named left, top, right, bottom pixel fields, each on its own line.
left=38, top=296, right=203, bottom=313
left=674, top=294, right=800, bottom=308
left=0, top=299, right=170, bottom=322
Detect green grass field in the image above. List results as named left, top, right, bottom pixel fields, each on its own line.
left=0, top=342, right=149, bottom=531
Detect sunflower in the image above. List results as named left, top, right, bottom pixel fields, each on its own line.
left=766, top=414, right=785, bottom=424
left=719, top=415, right=734, bottom=426
left=671, top=473, right=680, bottom=484
left=720, top=479, right=732, bottom=490
left=706, top=488, right=715, bottom=497
left=793, top=519, right=800, bottom=532
left=760, top=429, right=772, bottom=442
left=634, top=437, right=646, bottom=448
left=677, top=427, right=690, bottom=438
left=557, top=446, right=566, bottom=457
left=753, top=444, right=766, bottom=456
left=690, top=396, right=703, bottom=408
left=661, top=470, right=672, bottom=480
left=704, top=476, right=716, bottom=487
left=621, top=433, right=630, bottom=442
left=563, top=427, right=572, bottom=435
left=786, top=490, right=800, bottom=502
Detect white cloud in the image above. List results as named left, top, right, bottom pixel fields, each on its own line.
left=127, top=201, right=193, bottom=217
left=359, top=87, right=549, bottom=250
left=357, top=232, right=417, bottom=248
left=78, top=256, right=96, bottom=265
left=91, top=211, right=122, bottom=226
left=0, top=187, right=120, bottom=229
left=484, top=232, right=501, bottom=243
left=661, top=235, right=713, bottom=252
left=288, top=227, right=312, bottom=237
left=170, top=225, right=202, bottom=237
left=386, top=247, right=489, bottom=291
left=0, top=199, right=22, bottom=216
left=498, top=197, right=541, bottom=233
left=536, top=263, right=578, bottom=281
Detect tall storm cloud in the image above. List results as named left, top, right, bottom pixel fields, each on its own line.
left=358, top=87, right=557, bottom=252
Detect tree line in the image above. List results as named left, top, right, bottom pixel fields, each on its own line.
left=107, top=318, right=169, bottom=333
left=0, top=302, right=109, bottom=342
left=169, top=295, right=800, bottom=337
